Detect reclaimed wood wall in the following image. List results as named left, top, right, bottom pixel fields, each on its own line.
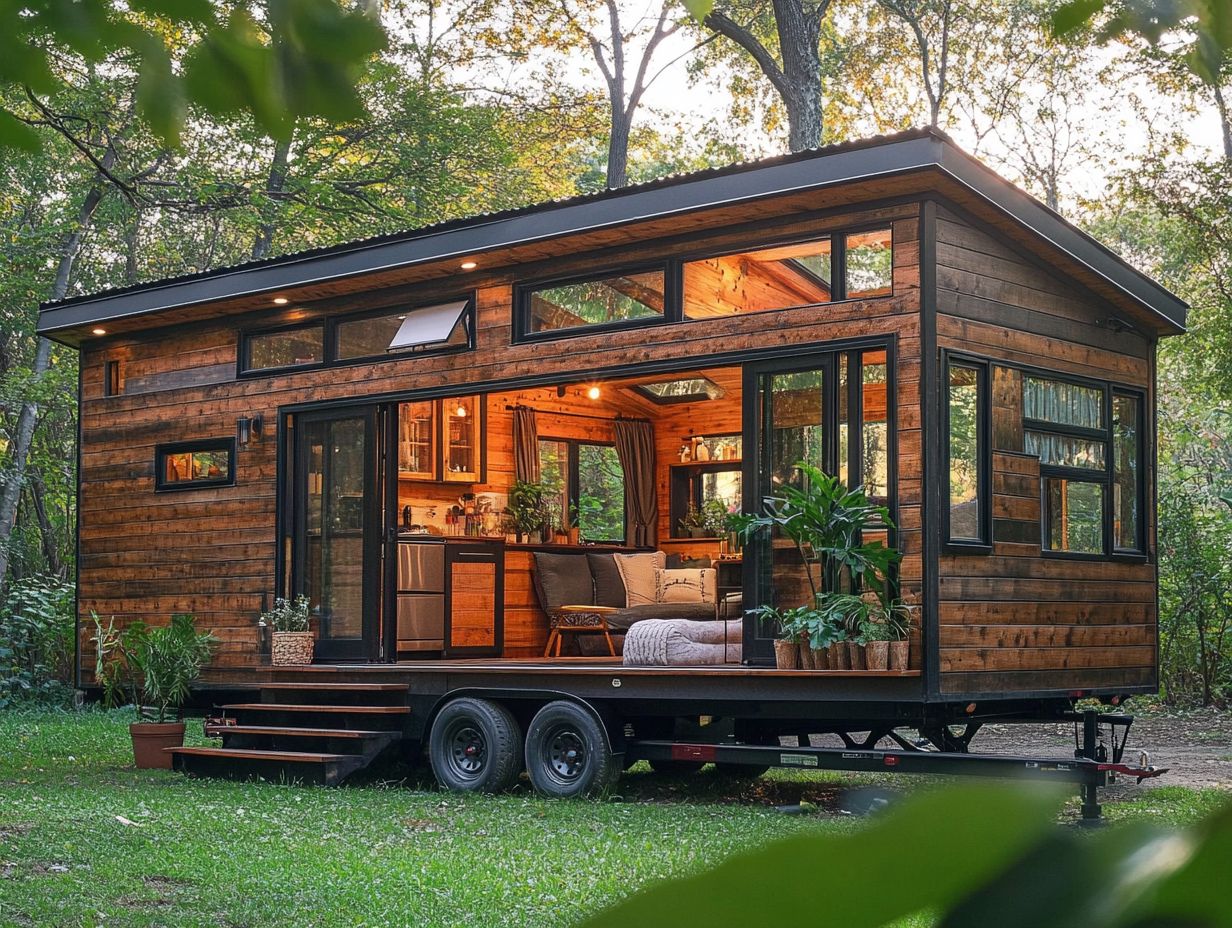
left=933, top=204, right=1158, bottom=696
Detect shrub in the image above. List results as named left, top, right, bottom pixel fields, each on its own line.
left=0, top=576, right=75, bottom=708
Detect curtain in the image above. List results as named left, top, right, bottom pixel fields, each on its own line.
left=1023, top=377, right=1103, bottom=429
left=614, top=419, right=657, bottom=547
left=513, top=406, right=539, bottom=483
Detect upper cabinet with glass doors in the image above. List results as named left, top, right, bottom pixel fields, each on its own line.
left=396, top=396, right=486, bottom=484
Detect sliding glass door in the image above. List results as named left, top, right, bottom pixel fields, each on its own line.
left=291, top=407, right=382, bottom=662
left=742, top=346, right=893, bottom=664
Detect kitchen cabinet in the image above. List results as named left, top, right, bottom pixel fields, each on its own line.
left=445, top=540, right=504, bottom=656
left=395, top=396, right=486, bottom=484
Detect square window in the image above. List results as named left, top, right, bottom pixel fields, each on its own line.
left=1045, top=478, right=1104, bottom=554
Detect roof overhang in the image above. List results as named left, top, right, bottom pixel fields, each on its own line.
left=37, top=129, right=1187, bottom=344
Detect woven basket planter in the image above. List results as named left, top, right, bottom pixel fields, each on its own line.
left=271, top=631, right=314, bottom=665
left=798, top=636, right=816, bottom=670
left=889, top=640, right=910, bottom=671
left=773, top=638, right=800, bottom=670
left=864, top=640, right=889, bottom=671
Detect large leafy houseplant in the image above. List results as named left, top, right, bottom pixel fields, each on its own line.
left=95, top=613, right=217, bottom=768
left=507, top=480, right=550, bottom=543
left=733, top=464, right=903, bottom=668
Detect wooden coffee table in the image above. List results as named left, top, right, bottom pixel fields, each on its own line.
left=545, top=605, right=620, bottom=657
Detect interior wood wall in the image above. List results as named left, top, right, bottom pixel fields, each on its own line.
left=76, top=201, right=922, bottom=685
left=933, top=204, right=1157, bottom=696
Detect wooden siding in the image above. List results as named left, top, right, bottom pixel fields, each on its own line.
left=77, top=203, right=922, bottom=685
left=934, top=205, right=1157, bottom=697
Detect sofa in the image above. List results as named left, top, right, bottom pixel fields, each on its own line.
left=532, top=551, right=717, bottom=655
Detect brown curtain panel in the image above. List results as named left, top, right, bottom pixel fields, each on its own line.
left=513, top=406, right=539, bottom=483
left=614, top=419, right=657, bottom=547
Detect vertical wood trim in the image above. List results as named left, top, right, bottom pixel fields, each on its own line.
left=920, top=199, right=941, bottom=700
left=1150, top=343, right=1160, bottom=690
left=74, top=357, right=84, bottom=689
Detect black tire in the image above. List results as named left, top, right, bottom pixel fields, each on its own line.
left=428, top=697, right=523, bottom=793
left=524, top=701, right=618, bottom=798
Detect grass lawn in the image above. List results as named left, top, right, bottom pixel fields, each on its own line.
left=0, top=709, right=1227, bottom=928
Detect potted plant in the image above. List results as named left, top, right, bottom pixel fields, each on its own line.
left=733, top=463, right=902, bottom=672
left=879, top=597, right=916, bottom=670
left=261, top=595, right=313, bottom=665
left=859, top=613, right=895, bottom=670
left=679, top=503, right=709, bottom=538
left=508, top=480, right=550, bottom=543
left=95, top=613, right=217, bottom=769
left=701, top=499, right=730, bottom=539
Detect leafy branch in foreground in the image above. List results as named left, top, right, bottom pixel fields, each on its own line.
left=0, top=0, right=387, bottom=151
left=582, top=784, right=1232, bottom=928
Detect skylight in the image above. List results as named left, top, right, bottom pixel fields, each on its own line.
left=632, top=376, right=724, bottom=404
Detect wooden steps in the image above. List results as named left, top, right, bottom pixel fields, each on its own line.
left=168, top=682, right=412, bottom=785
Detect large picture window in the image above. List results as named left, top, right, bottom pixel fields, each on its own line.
left=538, top=438, right=626, bottom=543
left=944, top=355, right=989, bottom=547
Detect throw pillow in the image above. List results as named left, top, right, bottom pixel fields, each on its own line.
left=654, top=567, right=716, bottom=605
left=532, top=552, right=595, bottom=611
left=613, top=551, right=667, bottom=607
left=587, top=553, right=627, bottom=608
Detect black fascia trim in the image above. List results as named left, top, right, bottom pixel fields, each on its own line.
left=935, top=145, right=1187, bottom=332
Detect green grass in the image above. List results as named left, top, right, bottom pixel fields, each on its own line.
left=0, top=709, right=1225, bottom=928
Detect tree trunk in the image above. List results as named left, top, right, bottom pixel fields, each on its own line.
left=607, top=115, right=631, bottom=188
left=1213, top=81, right=1232, bottom=163
left=27, top=476, right=64, bottom=579
left=251, top=135, right=292, bottom=261
left=0, top=166, right=112, bottom=588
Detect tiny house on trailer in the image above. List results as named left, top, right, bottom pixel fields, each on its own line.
left=41, top=129, right=1183, bottom=815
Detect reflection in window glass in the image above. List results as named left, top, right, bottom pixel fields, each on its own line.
left=862, top=352, right=889, bottom=500
left=1113, top=393, right=1141, bottom=551
left=947, top=363, right=982, bottom=541
left=1045, top=478, right=1104, bottom=554
left=683, top=238, right=832, bottom=318
left=1023, top=376, right=1104, bottom=429
left=1024, top=431, right=1107, bottom=470
left=245, top=325, right=324, bottom=371
left=768, top=369, right=825, bottom=490
left=845, top=229, right=893, bottom=298
left=538, top=439, right=569, bottom=531
left=701, top=469, right=742, bottom=510
left=527, top=271, right=664, bottom=333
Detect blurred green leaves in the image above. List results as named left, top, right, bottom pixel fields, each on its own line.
left=1051, top=0, right=1232, bottom=86
left=0, top=0, right=387, bottom=151
left=581, top=784, right=1232, bottom=928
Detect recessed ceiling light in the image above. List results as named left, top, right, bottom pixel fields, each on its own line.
left=91, top=327, right=106, bottom=336
left=272, top=297, right=289, bottom=305
left=460, top=261, right=477, bottom=270
left=587, top=386, right=602, bottom=400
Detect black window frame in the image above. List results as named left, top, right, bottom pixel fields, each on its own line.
left=537, top=436, right=627, bottom=545
left=1021, top=369, right=1148, bottom=562
left=513, top=223, right=897, bottom=343
left=669, top=458, right=743, bottom=539
left=237, top=293, right=476, bottom=377
left=941, top=351, right=992, bottom=553
left=514, top=263, right=673, bottom=344
left=154, top=438, right=237, bottom=492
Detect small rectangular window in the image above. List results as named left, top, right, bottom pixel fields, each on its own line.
left=683, top=238, right=832, bottom=318
left=1045, top=478, right=1104, bottom=554
left=946, top=357, right=988, bottom=546
left=1023, top=376, right=1104, bottom=429
left=1024, top=431, right=1106, bottom=470
left=1113, top=392, right=1142, bottom=552
left=336, top=300, right=470, bottom=361
left=523, top=269, right=665, bottom=336
left=243, top=325, right=324, bottom=372
left=155, top=439, right=236, bottom=491
left=844, top=228, right=893, bottom=299
left=105, top=360, right=123, bottom=396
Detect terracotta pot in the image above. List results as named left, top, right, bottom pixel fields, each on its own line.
left=272, top=631, right=314, bottom=665
left=847, top=641, right=866, bottom=671
left=773, top=639, right=800, bottom=670
left=130, top=721, right=185, bottom=770
left=864, top=640, right=889, bottom=671
left=831, top=642, right=851, bottom=670
left=811, top=645, right=830, bottom=670
left=889, top=640, right=910, bottom=671
left=798, top=637, right=815, bottom=670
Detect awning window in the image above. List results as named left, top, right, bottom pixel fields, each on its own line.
left=389, top=299, right=470, bottom=352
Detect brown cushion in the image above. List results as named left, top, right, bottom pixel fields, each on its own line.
left=532, top=552, right=594, bottom=612
left=587, top=553, right=627, bottom=608
left=606, top=602, right=717, bottom=632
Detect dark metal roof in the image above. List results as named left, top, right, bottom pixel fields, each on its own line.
left=36, top=127, right=1187, bottom=336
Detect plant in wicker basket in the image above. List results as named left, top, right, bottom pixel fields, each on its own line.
left=261, top=595, right=314, bottom=665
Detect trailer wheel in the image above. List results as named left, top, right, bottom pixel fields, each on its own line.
left=429, top=697, right=523, bottom=793
left=524, top=701, right=617, bottom=798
